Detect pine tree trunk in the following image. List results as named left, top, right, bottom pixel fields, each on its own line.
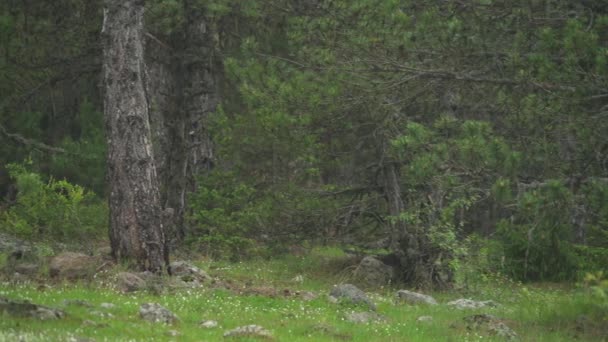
left=146, top=1, right=219, bottom=241
left=102, top=0, right=167, bottom=273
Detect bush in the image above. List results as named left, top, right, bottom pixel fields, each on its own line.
left=187, top=170, right=340, bottom=260
left=497, top=180, right=580, bottom=281
left=0, top=163, right=107, bottom=242
left=187, top=171, right=269, bottom=260
left=582, top=271, right=608, bottom=314
left=454, top=234, right=504, bottom=289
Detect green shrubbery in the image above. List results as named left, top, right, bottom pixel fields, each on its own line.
left=187, top=170, right=340, bottom=260
left=0, top=163, right=107, bottom=242
left=497, top=180, right=580, bottom=281
left=187, top=171, right=274, bottom=260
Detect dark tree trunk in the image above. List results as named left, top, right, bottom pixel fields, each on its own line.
left=147, top=1, right=219, bottom=241
left=383, top=162, right=407, bottom=252
left=383, top=162, right=447, bottom=288
left=102, top=0, right=168, bottom=273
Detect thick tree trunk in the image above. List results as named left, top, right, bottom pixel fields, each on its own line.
left=383, top=162, right=445, bottom=287
left=147, top=1, right=219, bottom=241
left=383, top=162, right=407, bottom=252
left=102, top=0, right=167, bottom=273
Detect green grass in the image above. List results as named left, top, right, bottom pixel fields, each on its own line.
left=0, top=247, right=606, bottom=341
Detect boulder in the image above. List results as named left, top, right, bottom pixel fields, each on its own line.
left=447, top=298, right=498, bottom=310
left=137, top=271, right=165, bottom=294
left=354, top=256, right=395, bottom=286
left=329, top=284, right=376, bottom=311
left=291, top=274, right=304, bottom=283
left=165, top=330, right=180, bottom=337
left=0, top=233, right=31, bottom=254
left=116, top=272, right=146, bottom=293
left=345, top=311, right=387, bottom=324
left=169, top=260, right=211, bottom=283
left=297, top=291, right=318, bottom=301
left=139, top=303, right=178, bottom=324
left=463, top=314, right=517, bottom=340
left=223, top=325, right=273, bottom=339
left=200, top=320, right=219, bottom=328
left=62, top=299, right=93, bottom=308
left=1, top=238, right=41, bottom=277
left=0, top=296, right=65, bottom=320
left=396, top=290, right=438, bottom=305
left=417, top=316, right=433, bottom=323
left=100, top=303, right=115, bottom=309
left=49, top=252, right=97, bottom=279
left=13, top=263, right=39, bottom=276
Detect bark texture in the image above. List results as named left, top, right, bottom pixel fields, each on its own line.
left=102, top=0, right=167, bottom=273
left=146, top=1, right=219, bottom=241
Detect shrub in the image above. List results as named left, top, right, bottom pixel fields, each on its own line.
left=0, top=163, right=107, bottom=242
left=497, top=180, right=580, bottom=281
left=187, top=171, right=268, bottom=260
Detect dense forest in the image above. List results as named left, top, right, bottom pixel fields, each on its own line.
left=0, top=1, right=607, bottom=340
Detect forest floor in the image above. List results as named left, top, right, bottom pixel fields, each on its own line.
left=0, top=247, right=606, bottom=341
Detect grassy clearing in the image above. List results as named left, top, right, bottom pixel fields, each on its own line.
left=0, top=247, right=606, bottom=341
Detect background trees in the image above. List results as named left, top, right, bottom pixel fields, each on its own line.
left=0, top=0, right=606, bottom=284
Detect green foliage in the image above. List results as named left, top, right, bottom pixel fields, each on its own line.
left=188, top=171, right=268, bottom=260
left=48, top=100, right=106, bottom=194
left=453, top=234, right=505, bottom=290
left=215, top=0, right=607, bottom=286
left=582, top=271, right=608, bottom=313
left=0, top=163, right=107, bottom=242
left=188, top=169, right=342, bottom=260
left=146, top=0, right=185, bottom=35
left=497, top=181, right=580, bottom=281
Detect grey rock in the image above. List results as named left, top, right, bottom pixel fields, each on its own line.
left=116, top=272, right=146, bottom=293
left=0, top=234, right=32, bottom=254
left=364, top=237, right=390, bottom=249
left=345, top=311, right=387, bottom=324
left=165, top=330, right=180, bottom=337
left=447, top=298, right=498, bottom=310
left=417, top=315, right=433, bottom=323
left=63, top=299, right=93, bottom=308
left=167, top=276, right=202, bottom=290
left=169, top=261, right=211, bottom=283
left=0, top=296, right=65, bottom=320
left=139, top=303, right=178, bottom=324
left=298, top=291, right=318, bottom=301
left=223, top=325, right=273, bottom=339
left=138, top=272, right=165, bottom=295
left=82, top=319, right=109, bottom=328
left=10, top=272, right=30, bottom=283
left=329, top=284, right=376, bottom=310
left=90, top=310, right=114, bottom=318
left=354, top=256, right=395, bottom=286
left=95, top=246, right=113, bottom=260
left=200, top=320, right=219, bottom=328
left=67, top=337, right=96, bottom=342
left=463, top=314, right=517, bottom=340
left=13, top=263, right=39, bottom=276
left=100, top=303, right=115, bottom=309
left=1, top=238, right=41, bottom=277
left=396, top=290, right=438, bottom=305
left=291, top=274, right=304, bottom=283
left=49, top=252, right=97, bottom=279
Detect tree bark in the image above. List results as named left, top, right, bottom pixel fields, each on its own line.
left=383, top=162, right=407, bottom=252
left=146, top=1, right=219, bottom=241
left=102, top=0, right=167, bottom=273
